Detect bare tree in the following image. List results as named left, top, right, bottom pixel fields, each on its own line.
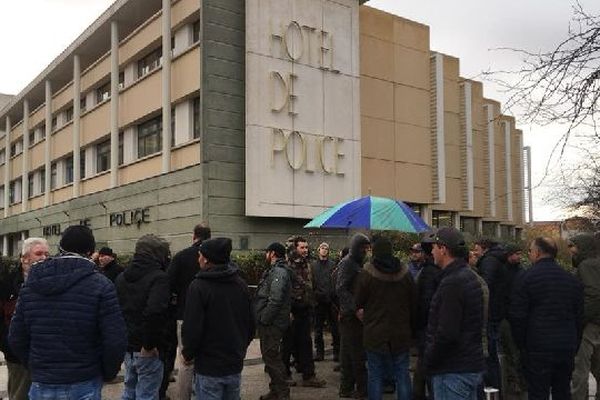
left=488, top=2, right=600, bottom=216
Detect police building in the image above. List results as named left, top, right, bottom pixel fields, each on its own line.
left=0, top=0, right=528, bottom=256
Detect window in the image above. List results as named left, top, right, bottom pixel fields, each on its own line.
left=460, top=217, right=479, bottom=237
left=28, top=173, right=34, bottom=198
left=80, top=97, right=87, bottom=113
left=138, top=116, right=162, bottom=158
left=96, top=139, right=111, bottom=173
left=40, top=168, right=46, bottom=194
left=65, top=107, right=74, bottom=123
left=65, top=156, right=74, bottom=184
left=80, top=150, right=86, bottom=179
left=50, top=163, right=57, bottom=190
left=96, top=82, right=111, bottom=104
left=118, top=72, right=125, bottom=90
left=171, top=36, right=176, bottom=52
left=39, top=124, right=46, bottom=140
left=28, top=131, right=35, bottom=146
left=193, top=20, right=200, bottom=43
left=193, top=97, right=201, bottom=139
left=137, top=48, right=162, bottom=78
left=118, top=132, right=124, bottom=165
left=51, top=116, right=57, bottom=131
left=500, top=225, right=512, bottom=240
left=10, top=140, right=22, bottom=157
left=171, top=107, right=176, bottom=147
left=482, top=221, right=498, bottom=238
left=9, top=179, right=21, bottom=204
left=432, top=210, right=453, bottom=228
left=0, top=185, right=4, bottom=209
left=0, top=149, right=5, bottom=165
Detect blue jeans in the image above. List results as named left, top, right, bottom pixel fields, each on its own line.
left=122, top=352, right=164, bottom=400
left=366, top=351, right=411, bottom=400
left=29, top=377, right=102, bottom=400
left=195, top=373, right=241, bottom=400
left=432, top=373, right=483, bottom=400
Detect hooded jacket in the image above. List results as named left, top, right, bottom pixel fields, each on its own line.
left=572, top=234, right=600, bottom=326
left=182, top=262, right=255, bottom=376
left=8, top=254, right=127, bottom=384
left=476, top=245, right=507, bottom=322
left=310, top=258, right=335, bottom=303
left=116, top=235, right=171, bottom=352
left=336, top=233, right=370, bottom=319
left=102, top=259, right=124, bottom=284
left=168, top=241, right=202, bottom=320
left=254, top=258, right=292, bottom=331
left=354, top=256, right=416, bottom=354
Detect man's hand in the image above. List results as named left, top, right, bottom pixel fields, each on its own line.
left=356, top=308, right=364, bottom=322
left=140, top=347, right=159, bottom=358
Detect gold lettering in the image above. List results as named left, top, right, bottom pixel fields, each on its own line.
left=284, top=21, right=304, bottom=62
left=334, top=138, right=345, bottom=175
left=319, top=136, right=335, bottom=174
left=271, top=128, right=286, bottom=167
left=285, top=131, right=306, bottom=170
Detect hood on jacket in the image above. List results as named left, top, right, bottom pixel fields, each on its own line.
left=484, top=246, right=507, bottom=263
left=196, top=262, right=240, bottom=281
left=123, top=235, right=170, bottom=283
left=572, top=234, right=599, bottom=267
left=371, top=235, right=401, bottom=273
left=349, top=233, right=370, bottom=264
left=27, top=255, right=96, bottom=296
left=373, top=256, right=402, bottom=274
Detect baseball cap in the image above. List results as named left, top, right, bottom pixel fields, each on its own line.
left=422, top=227, right=466, bottom=251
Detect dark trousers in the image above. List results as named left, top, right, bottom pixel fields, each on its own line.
left=159, top=316, right=178, bottom=399
left=314, top=301, right=340, bottom=358
left=525, top=352, right=574, bottom=400
left=484, top=321, right=502, bottom=391
left=282, top=311, right=315, bottom=379
left=339, top=315, right=367, bottom=395
left=259, top=324, right=290, bottom=397
left=413, top=333, right=433, bottom=400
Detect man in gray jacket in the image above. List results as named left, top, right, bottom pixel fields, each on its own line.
left=571, top=234, right=600, bottom=400
left=255, top=242, right=292, bottom=400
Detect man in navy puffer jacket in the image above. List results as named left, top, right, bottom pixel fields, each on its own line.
left=9, top=225, right=127, bottom=400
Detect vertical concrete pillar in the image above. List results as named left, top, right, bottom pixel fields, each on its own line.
left=432, top=53, right=446, bottom=204
left=504, top=121, right=513, bottom=221
left=452, top=212, right=460, bottom=229
left=3, top=116, right=11, bottom=218
left=463, top=82, right=474, bottom=211
left=162, top=0, right=172, bottom=173
left=525, top=146, right=533, bottom=224
left=73, top=55, right=81, bottom=197
left=110, top=21, right=119, bottom=188
left=2, top=235, right=7, bottom=256
left=22, top=100, right=30, bottom=212
left=421, top=204, right=432, bottom=227
left=485, top=104, right=496, bottom=217
left=44, top=81, right=52, bottom=206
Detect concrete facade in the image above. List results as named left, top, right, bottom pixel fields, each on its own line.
left=0, top=0, right=526, bottom=256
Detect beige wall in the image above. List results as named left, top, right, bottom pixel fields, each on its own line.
left=360, top=6, right=432, bottom=204
left=360, top=6, right=525, bottom=227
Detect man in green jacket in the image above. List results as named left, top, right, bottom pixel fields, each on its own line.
left=255, top=242, right=292, bottom=400
left=571, top=234, right=600, bottom=400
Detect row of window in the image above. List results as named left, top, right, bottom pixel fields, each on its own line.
left=3, top=19, right=202, bottom=157
left=0, top=97, right=200, bottom=205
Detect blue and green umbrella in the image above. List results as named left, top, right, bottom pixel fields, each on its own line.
left=304, top=195, right=430, bottom=233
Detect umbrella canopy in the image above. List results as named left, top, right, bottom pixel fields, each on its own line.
left=304, top=195, right=431, bottom=233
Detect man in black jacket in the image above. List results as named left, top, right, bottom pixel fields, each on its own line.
left=1, top=238, right=49, bottom=400
left=255, top=242, right=292, bottom=400
left=424, top=227, right=486, bottom=399
left=182, top=237, right=255, bottom=399
left=9, top=226, right=127, bottom=400
left=116, top=234, right=171, bottom=400
left=510, top=237, right=584, bottom=400
left=336, top=233, right=371, bottom=398
left=310, top=242, right=339, bottom=362
left=413, top=241, right=440, bottom=400
left=169, top=224, right=210, bottom=400
left=474, top=238, right=507, bottom=391
left=98, top=247, right=124, bottom=283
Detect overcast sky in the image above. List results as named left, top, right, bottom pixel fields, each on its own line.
left=1, top=0, right=598, bottom=221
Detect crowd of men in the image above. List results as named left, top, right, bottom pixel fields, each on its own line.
left=0, top=222, right=598, bottom=400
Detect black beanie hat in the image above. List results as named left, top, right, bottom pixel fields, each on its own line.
left=199, top=237, right=232, bottom=265
left=60, top=225, right=96, bottom=255
left=372, top=236, right=393, bottom=259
